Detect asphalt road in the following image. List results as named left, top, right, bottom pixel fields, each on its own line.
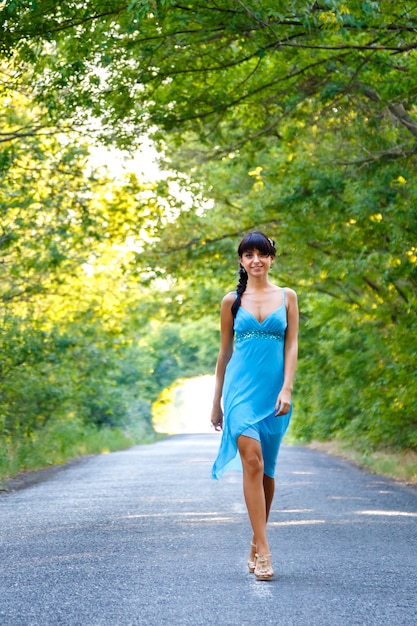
left=1, top=434, right=416, bottom=626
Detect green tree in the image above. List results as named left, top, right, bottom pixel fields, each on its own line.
left=1, top=2, right=416, bottom=151
left=1, top=1, right=416, bottom=455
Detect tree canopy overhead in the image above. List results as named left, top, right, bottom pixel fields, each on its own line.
left=2, top=1, right=417, bottom=154
left=4, top=1, right=415, bottom=302
left=1, top=1, right=417, bottom=459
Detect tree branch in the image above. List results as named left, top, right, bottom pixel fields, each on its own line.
left=338, top=143, right=417, bottom=167
left=354, top=82, right=417, bottom=141
left=387, top=103, right=417, bottom=140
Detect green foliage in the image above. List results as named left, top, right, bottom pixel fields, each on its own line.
left=292, top=291, right=417, bottom=451
left=3, top=1, right=417, bottom=150
left=1, top=0, right=417, bottom=472
left=0, top=82, right=219, bottom=477
left=0, top=417, right=154, bottom=482
left=142, top=318, right=219, bottom=392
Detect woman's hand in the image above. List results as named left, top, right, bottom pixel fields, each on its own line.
left=211, top=406, right=224, bottom=431
left=275, top=388, right=292, bottom=416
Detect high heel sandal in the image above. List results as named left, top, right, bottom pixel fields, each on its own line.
left=247, top=542, right=257, bottom=573
left=254, top=553, right=274, bottom=581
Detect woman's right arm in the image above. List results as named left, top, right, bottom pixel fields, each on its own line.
left=210, top=292, right=235, bottom=431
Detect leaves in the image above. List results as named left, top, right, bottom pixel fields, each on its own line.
left=1, top=1, right=417, bottom=456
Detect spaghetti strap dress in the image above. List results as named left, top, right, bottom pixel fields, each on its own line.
left=212, top=287, right=292, bottom=480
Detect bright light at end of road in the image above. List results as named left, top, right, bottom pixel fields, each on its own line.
left=152, top=375, right=216, bottom=434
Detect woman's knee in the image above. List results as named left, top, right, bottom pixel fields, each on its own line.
left=244, top=453, right=264, bottom=476
left=239, top=438, right=264, bottom=475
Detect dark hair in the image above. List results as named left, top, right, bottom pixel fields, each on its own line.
left=231, top=231, right=276, bottom=318
left=237, top=231, right=276, bottom=258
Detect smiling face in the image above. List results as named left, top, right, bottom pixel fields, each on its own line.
left=237, top=231, right=276, bottom=280
left=239, top=248, right=273, bottom=277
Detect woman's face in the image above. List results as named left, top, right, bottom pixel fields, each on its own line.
left=239, top=248, right=273, bottom=277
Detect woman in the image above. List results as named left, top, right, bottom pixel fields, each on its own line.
left=211, top=231, right=299, bottom=581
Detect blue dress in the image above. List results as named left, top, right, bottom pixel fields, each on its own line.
left=212, top=288, right=292, bottom=480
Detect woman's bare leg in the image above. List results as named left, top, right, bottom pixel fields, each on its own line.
left=249, top=473, right=275, bottom=561
left=264, top=474, right=275, bottom=520
left=238, top=435, right=270, bottom=556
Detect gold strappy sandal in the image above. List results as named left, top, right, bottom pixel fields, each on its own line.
left=247, top=542, right=257, bottom=573
left=254, top=553, right=274, bottom=581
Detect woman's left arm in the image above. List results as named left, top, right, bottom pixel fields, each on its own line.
left=275, top=288, right=299, bottom=416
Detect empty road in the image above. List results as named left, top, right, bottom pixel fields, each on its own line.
left=1, top=434, right=416, bottom=625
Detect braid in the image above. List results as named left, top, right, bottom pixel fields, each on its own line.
left=231, top=265, right=248, bottom=318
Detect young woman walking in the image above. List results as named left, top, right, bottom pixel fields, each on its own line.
left=211, top=231, right=299, bottom=581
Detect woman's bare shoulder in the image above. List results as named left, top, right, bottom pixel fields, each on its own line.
left=222, top=291, right=236, bottom=305
left=284, top=287, right=298, bottom=309
left=284, top=287, right=297, bottom=299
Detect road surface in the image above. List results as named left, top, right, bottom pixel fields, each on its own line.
left=1, top=434, right=416, bottom=625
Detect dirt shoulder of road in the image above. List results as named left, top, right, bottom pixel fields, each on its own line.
left=307, top=440, right=417, bottom=489
left=0, top=456, right=94, bottom=495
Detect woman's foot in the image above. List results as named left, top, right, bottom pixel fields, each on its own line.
left=254, top=553, right=274, bottom=581
left=247, top=541, right=257, bottom=573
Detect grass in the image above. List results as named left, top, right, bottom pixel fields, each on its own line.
left=2, top=421, right=416, bottom=489
left=0, top=418, right=163, bottom=485
left=306, top=440, right=417, bottom=485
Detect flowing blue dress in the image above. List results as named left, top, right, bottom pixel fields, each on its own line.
left=212, top=288, right=291, bottom=480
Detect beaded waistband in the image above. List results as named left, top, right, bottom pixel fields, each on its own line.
left=235, top=330, right=285, bottom=343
